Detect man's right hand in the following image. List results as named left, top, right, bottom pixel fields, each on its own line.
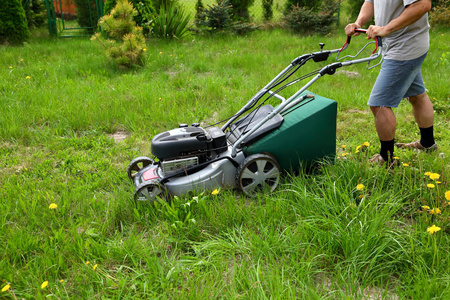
left=345, top=23, right=362, bottom=36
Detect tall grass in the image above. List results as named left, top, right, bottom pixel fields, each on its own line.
left=0, top=27, right=449, bottom=298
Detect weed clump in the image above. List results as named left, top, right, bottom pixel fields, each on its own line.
left=91, top=0, right=147, bottom=69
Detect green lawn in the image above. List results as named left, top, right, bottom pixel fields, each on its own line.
left=0, top=26, right=449, bottom=299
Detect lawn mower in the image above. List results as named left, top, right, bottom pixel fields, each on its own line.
left=127, top=30, right=383, bottom=202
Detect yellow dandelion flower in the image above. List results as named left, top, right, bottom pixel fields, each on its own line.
left=424, top=172, right=431, bottom=176
left=41, top=281, right=48, bottom=289
left=429, top=208, right=441, bottom=215
left=49, top=203, right=57, bottom=209
left=356, top=184, right=365, bottom=191
left=39, top=68, right=42, bottom=71
left=342, top=152, right=348, bottom=156
left=351, top=203, right=357, bottom=208
left=20, top=59, right=24, bottom=62
left=159, top=52, right=162, bottom=54
left=59, top=279, right=64, bottom=283
left=356, top=145, right=361, bottom=151
left=1, top=284, right=10, bottom=292
left=342, top=145, right=347, bottom=149
left=427, top=224, right=441, bottom=235
left=26, top=76, right=30, bottom=79
left=429, top=173, right=440, bottom=180
left=143, top=48, right=147, bottom=51
left=403, top=163, right=409, bottom=167
left=436, top=181, right=441, bottom=185
left=362, top=142, right=370, bottom=147
left=86, top=261, right=90, bottom=265
left=427, top=183, right=435, bottom=188
left=93, top=264, right=98, bottom=271
left=422, top=205, right=430, bottom=210
left=445, top=190, right=450, bottom=201
left=393, top=156, right=399, bottom=160
left=9, top=66, right=12, bottom=69
left=212, top=189, right=219, bottom=195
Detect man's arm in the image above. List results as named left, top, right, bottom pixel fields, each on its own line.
left=345, top=1, right=374, bottom=36
left=367, top=0, right=431, bottom=39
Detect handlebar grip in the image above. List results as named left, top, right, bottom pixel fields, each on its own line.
left=344, top=28, right=382, bottom=50
left=355, top=28, right=382, bottom=46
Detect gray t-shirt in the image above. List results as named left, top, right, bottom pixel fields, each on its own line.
left=366, top=0, right=430, bottom=60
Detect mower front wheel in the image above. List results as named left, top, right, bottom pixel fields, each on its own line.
left=134, top=180, right=167, bottom=203
left=236, top=154, right=281, bottom=197
left=127, top=156, right=154, bottom=181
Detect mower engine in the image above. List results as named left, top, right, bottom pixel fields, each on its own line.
left=151, top=125, right=228, bottom=176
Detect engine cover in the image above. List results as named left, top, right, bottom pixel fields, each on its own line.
left=151, top=126, right=209, bottom=160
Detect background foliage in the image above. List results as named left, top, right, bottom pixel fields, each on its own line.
left=0, top=0, right=29, bottom=45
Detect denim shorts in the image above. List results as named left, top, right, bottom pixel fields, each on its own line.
left=368, top=52, right=427, bottom=108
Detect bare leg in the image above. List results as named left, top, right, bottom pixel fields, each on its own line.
left=408, top=91, right=434, bottom=128
left=370, top=106, right=396, bottom=141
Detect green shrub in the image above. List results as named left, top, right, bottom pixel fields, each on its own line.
left=195, top=0, right=233, bottom=32
left=0, top=0, right=30, bottom=45
left=228, top=0, right=255, bottom=21
left=195, top=0, right=258, bottom=35
left=151, top=0, right=178, bottom=13
left=74, top=0, right=99, bottom=32
left=262, top=0, right=274, bottom=21
left=22, top=0, right=46, bottom=28
left=284, top=0, right=322, bottom=14
left=430, top=0, right=450, bottom=27
left=346, top=0, right=365, bottom=21
left=91, top=0, right=147, bottom=68
left=283, top=0, right=338, bottom=35
left=104, top=0, right=155, bottom=29
left=146, top=1, right=192, bottom=39
left=194, top=0, right=205, bottom=25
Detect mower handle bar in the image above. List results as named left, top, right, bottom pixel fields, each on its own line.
left=226, top=32, right=383, bottom=157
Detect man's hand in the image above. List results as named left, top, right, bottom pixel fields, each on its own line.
left=345, top=23, right=362, bottom=36
left=367, top=25, right=389, bottom=39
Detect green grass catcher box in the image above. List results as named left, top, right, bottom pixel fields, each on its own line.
left=244, top=90, right=337, bottom=171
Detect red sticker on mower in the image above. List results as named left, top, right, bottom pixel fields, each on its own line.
left=143, top=167, right=159, bottom=181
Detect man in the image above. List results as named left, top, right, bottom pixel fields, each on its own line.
left=345, top=0, right=437, bottom=166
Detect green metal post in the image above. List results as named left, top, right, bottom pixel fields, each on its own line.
left=44, top=0, right=57, bottom=36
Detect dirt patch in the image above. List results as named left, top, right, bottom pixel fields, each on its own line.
left=337, top=70, right=361, bottom=78
left=109, top=131, right=129, bottom=143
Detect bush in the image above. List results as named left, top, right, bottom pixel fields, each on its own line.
left=228, top=0, right=255, bottom=21
left=22, top=0, right=46, bottom=28
left=146, top=1, right=192, bottom=39
left=284, top=0, right=322, bottom=14
left=196, top=0, right=233, bottom=32
left=74, top=0, right=100, bottom=32
left=195, top=0, right=257, bottom=35
left=347, top=0, right=365, bottom=21
left=0, top=0, right=29, bottom=45
left=104, top=0, right=155, bottom=29
left=262, top=0, right=274, bottom=21
left=91, top=0, right=147, bottom=68
left=283, top=0, right=338, bottom=35
left=430, top=0, right=450, bottom=27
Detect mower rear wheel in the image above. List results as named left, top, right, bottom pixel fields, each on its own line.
left=133, top=180, right=166, bottom=203
left=127, top=156, right=153, bottom=181
left=236, top=154, right=281, bottom=197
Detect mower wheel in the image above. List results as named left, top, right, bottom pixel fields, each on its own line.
left=127, top=156, right=153, bottom=181
left=236, top=154, right=281, bottom=197
left=133, top=180, right=166, bottom=203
